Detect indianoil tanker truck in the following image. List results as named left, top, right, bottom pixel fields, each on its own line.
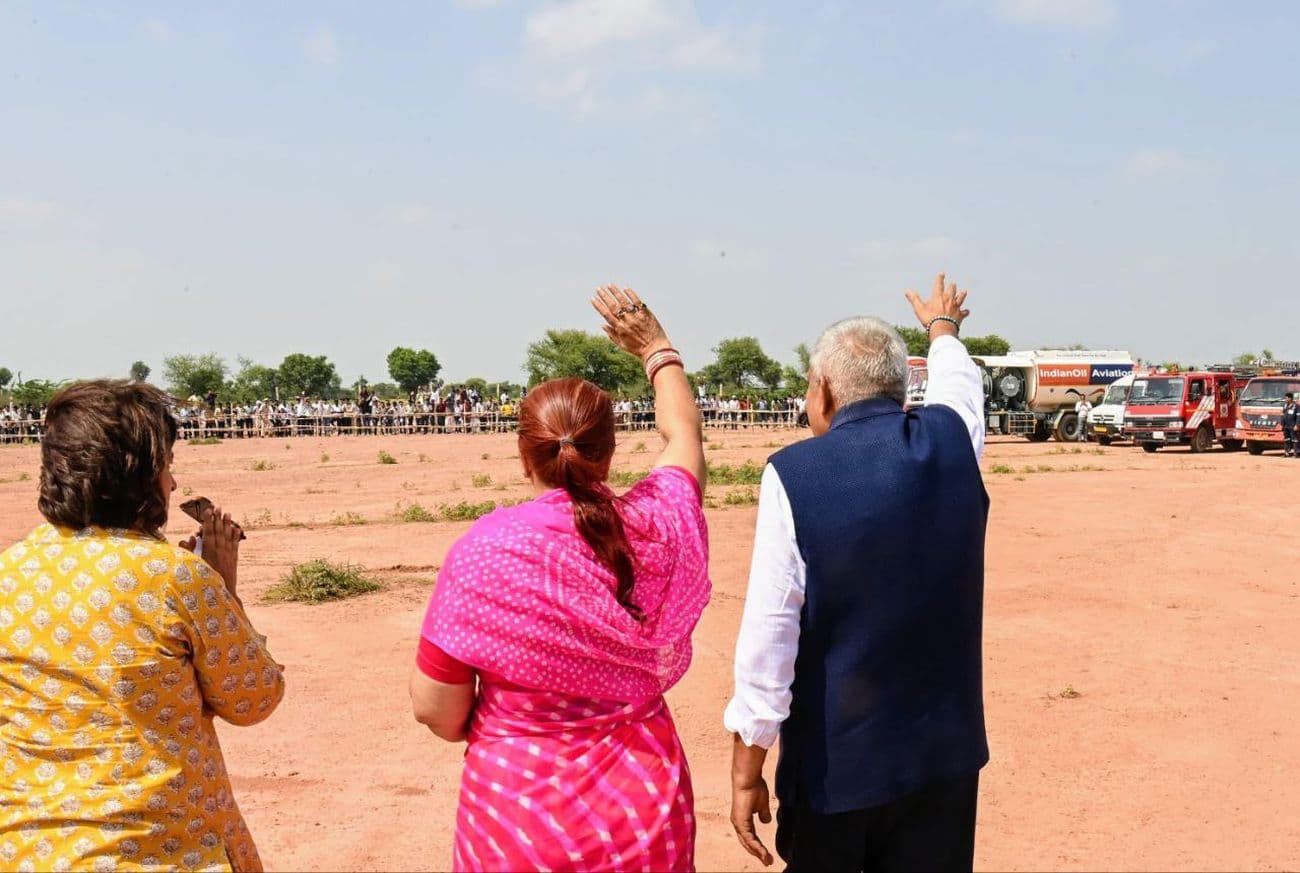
left=972, top=350, right=1134, bottom=441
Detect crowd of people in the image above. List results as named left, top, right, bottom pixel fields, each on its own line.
left=2, top=277, right=988, bottom=873
left=0, top=389, right=808, bottom=443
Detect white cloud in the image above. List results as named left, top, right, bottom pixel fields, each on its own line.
left=142, top=17, right=174, bottom=45
left=0, top=199, right=57, bottom=226
left=520, top=0, right=758, bottom=115
left=526, top=0, right=678, bottom=55
left=1123, top=149, right=1207, bottom=181
left=994, top=0, right=1116, bottom=30
left=303, top=27, right=340, bottom=65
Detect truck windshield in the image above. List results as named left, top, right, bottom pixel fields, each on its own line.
left=1239, top=379, right=1300, bottom=406
left=1101, top=383, right=1129, bottom=405
left=1128, top=377, right=1184, bottom=405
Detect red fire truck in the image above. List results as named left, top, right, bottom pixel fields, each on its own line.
left=1234, top=370, right=1300, bottom=454
left=1122, top=370, right=1244, bottom=453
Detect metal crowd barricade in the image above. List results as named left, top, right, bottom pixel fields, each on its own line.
left=7, top=408, right=806, bottom=446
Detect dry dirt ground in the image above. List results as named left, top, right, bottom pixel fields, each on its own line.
left=2, top=430, right=1297, bottom=871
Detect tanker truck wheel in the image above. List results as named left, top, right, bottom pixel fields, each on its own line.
left=1247, top=441, right=1265, bottom=455
left=1189, top=425, right=1213, bottom=453
left=1097, top=436, right=1113, bottom=446
left=1141, top=443, right=1159, bottom=453
left=1026, top=423, right=1052, bottom=442
left=1221, top=439, right=1243, bottom=452
left=1053, top=413, right=1080, bottom=442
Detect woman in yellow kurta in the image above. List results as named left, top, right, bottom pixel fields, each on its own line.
left=0, top=381, right=284, bottom=872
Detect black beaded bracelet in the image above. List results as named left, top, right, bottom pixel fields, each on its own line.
left=926, top=315, right=961, bottom=334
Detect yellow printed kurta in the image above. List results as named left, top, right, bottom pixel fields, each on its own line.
left=0, top=524, right=285, bottom=871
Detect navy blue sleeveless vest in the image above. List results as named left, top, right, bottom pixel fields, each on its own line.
left=769, top=397, right=989, bottom=815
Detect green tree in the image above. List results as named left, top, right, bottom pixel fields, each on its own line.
left=369, top=382, right=405, bottom=400
left=894, top=327, right=1010, bottom=358
left=895, top=326, right=931, bottom=357
left=962, top=334, right=1011, bottom=357
left=0, top=367, right=12, bottom=388
left=386, top=347, right=442, bottom=394
left=11, top=379, right=65, bottom=407
left=225, top=357, right=280, bottom=404
left=276, top=353, right=340, bottom=398
left=524, top=329, right=643, bottom=392
left=128, top=361, right=151, bottom=382
left=162, top=354, right=228, bottom=398
left=781, top=342, right=811, bottom=394
left=700, top=337, right=782, bottom=391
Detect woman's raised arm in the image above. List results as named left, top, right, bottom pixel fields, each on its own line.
left=593, top=285, right=706, bottom=490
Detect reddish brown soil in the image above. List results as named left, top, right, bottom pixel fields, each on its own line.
left=2, top=432, right=1297, bottom=871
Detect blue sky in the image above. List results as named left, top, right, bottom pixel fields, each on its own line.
left=2, top=0, right=1296, bottom=385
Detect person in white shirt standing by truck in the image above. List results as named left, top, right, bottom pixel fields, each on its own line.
left=1283, top=392, right=1298, bottom=458
left=1074, top=395, right=1093, bottom=442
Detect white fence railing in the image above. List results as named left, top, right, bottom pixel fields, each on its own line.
left=1, top=409, right=806, bottom=444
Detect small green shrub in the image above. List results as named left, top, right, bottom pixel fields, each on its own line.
left=632, top=442, right=648, bottom=454
left=418, top=453, right=431, bottom=463
left=706, top=461, right=764, bottom=485
left=378, top=450, right=398, bottom=465
left=250, top=460, right=276, bottom=472
left=264, top=559, right=382, bottom=603
left=320, top=453, right=330, bottom=463
left=471, top=474, right=492, bottom=488
left=187, top=436, right=222, bottom=446
left=439, top=500, right=502, bottom=522
left=397, top=502, right=438, bottom=523
left=1060, top=685, right=1081, bottom=699
left=244, top=508, right=273, bottom=528
left=609, top=469, right=651, bottom=487
left=481, top=453, right=490, bottom=460
left=989, top=464, right=1014, bottom=475
left=723, top=488, right=759, bottom=507
left=329, top=511, right=368, bottom=526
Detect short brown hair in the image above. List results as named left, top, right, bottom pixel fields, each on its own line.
left=39, top=380, right=179, bottom=538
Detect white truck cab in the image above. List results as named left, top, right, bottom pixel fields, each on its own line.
left=1086, top=373, right=1134, bottom=445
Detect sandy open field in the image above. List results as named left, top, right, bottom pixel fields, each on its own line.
left=2, top=429, right=1297, bottom=871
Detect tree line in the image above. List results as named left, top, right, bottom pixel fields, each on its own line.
left=13, top=331, right=1275, bottom=411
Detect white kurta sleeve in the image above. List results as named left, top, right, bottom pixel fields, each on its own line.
left=723, top=463, right=807, bottom=749
left=924, top=334, right=987, bottom=460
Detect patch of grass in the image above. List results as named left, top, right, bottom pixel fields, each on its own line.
left=319, top=452, right=330, bottom=463
left=377, top=450, right=398, bottom=465
left=471, top=473, right=493, bottom=488
left=264, top=559, right=382, bottom=604
left=329, top=511, right=368, bottom=526
left=417, top=453, right=430, bottom=463
left=989, top=464, right=1015, bottom=475
left=396, top=502, right=438, bottom=523
left=250, top=459, right=276, bottom=472
left=480, top=452, right=490, bottom=461
left=244, top=508, right=273, bottom=528
left=187, top=436, right=222, bottom=446
left=0, top=472, right=33, bottom=485
left=609, top=469, right=652, bottom=487
left=706, top=443, right=722, bottom=451
left=722, top=488, right=759, bottom=507
left=632, top=442, right=648, bottom=454
left=284, top=443, right=292, bottom=450
left=706, top=461, right=765, bottom=485
left=438, top=500, right=504, bottom=522
left=1059, top=685, right=1081, bottom=700
left=181, top=485, right=194, bottom=496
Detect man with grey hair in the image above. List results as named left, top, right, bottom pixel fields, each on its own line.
left=727, top=274, right=988, bottom=871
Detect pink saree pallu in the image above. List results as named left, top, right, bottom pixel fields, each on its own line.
left=422, top=467, right=711, bottom=872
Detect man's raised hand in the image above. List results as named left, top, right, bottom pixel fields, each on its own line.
left=905, top=272, right=970, bottom=335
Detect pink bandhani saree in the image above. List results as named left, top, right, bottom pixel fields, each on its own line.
left=421, top=466, right=711, bottom=872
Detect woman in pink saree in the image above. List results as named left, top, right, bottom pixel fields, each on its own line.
left=410, top=286, right=710, bottom=872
